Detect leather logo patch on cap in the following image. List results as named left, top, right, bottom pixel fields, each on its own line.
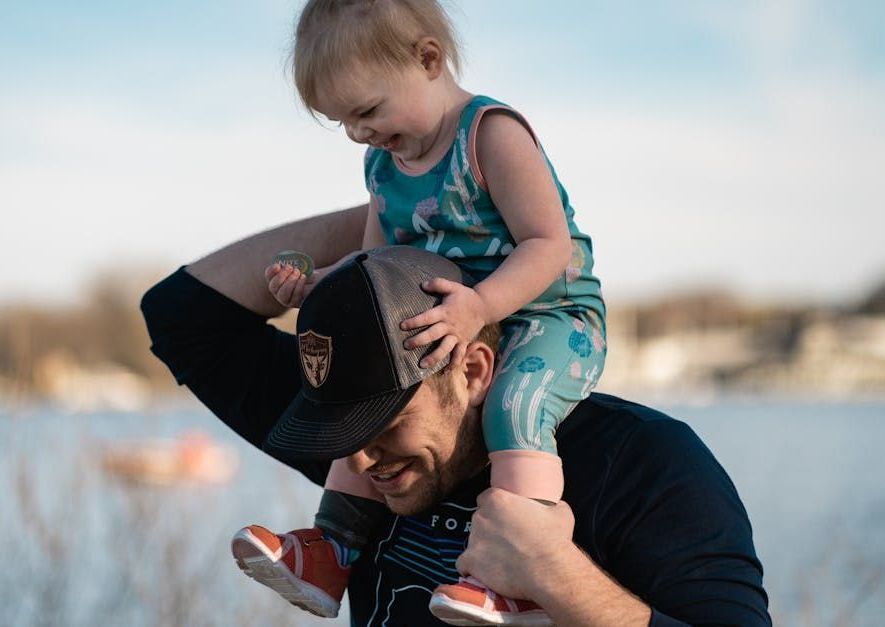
left=299, top=330, right=332, bottom=388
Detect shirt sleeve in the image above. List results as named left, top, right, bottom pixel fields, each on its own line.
left=140, top=266, right=331, bottom=487
left=648, top=609, right=691, bottom=626
left=595, top=419, right=771, bottom=626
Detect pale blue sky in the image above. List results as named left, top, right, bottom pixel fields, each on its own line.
left=2, top=1, right=884, bottom=305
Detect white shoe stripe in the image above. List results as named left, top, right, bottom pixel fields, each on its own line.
left=288, top=534, right=304, bottom=579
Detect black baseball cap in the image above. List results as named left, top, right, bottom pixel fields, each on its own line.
left=263, top=246, right=473, bottom=461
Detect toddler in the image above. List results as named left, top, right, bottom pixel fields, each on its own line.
left=231, top=1, right=606, bottom=625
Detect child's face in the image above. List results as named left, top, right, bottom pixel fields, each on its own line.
left=314, top=61, right=445, bottom=163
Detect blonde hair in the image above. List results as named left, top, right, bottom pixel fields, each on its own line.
left=290, top=0, right=462, bottom=113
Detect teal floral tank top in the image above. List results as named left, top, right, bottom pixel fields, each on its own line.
left=363, top=95, right=604, bottom=317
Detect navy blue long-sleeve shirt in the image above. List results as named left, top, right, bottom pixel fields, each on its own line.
left=142, top=268, right=770, bottom=626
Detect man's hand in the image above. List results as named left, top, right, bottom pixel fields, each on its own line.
left=400, top=278, right=490, bottom=368
left=458, top=488, right=652, bottom=626
left=456, top=488, right=576, bottom=600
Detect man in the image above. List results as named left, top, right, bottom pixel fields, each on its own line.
left=141, top=206, right=770, bottom=626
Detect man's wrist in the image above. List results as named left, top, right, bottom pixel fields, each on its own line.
left=530, top=541, right=588, bottom=603
left=531, top=542, right=652, bottom=627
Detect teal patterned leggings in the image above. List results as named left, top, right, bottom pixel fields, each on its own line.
left=483, top=308, right=606, bottom=454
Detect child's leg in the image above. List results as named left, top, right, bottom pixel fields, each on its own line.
left=232, top=459, right=390, bottom=618
left=484, top=309, right=606, bottom=502
left=317, top=458, right=391, bottom=556
left=429, top=309, right=605, bottom=626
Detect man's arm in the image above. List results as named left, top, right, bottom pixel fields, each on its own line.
left=459, top=415, right=770, bottom=626
left=458, top=490, right=652, bottom=627
left=593, top=418, right=770, bottom=626
left=141, top=204, right=367, bottom=484
left=187, top=204, right=368, bottom=317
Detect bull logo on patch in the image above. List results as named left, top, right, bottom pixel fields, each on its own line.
left=299, top=330, right=333, bottom=388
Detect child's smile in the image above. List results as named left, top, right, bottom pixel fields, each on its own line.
left=313, top=59, right=470, bottom=169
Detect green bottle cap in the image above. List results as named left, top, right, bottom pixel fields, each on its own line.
left=273, top=250, right=314, bottom=277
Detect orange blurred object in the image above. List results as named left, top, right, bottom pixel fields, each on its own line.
left=101, top=430, right=239, bottom=486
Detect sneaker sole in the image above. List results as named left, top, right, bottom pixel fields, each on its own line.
left=429, top=593, right=553, bottom=627
left=231, top=528, right=340, bottom=618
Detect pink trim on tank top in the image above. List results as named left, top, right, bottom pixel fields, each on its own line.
left=392, top=96, right=477, bottom=177
left=393, top=153, right=437, bottom=177
left=467, top=105, right=542, bottom=191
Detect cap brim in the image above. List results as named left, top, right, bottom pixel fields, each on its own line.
left=263, top=382, right=421, bottom=462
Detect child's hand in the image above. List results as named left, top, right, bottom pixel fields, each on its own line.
left=265, top=262, right=316, bottom=308
left=401, top=278, right=490, bottom=368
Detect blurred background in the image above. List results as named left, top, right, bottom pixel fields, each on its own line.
left=2, top=0, right=884, bottom=625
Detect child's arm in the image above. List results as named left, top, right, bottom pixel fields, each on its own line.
left=403, top=112, right=572, bottom=366
left=362, top=197, right=388, bottom=249
left=267, top=198, right=388, bottom=308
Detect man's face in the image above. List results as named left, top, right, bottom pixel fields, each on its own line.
left=345, top=379, right=487, bottom=516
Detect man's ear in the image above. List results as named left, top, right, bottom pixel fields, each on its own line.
left=414, top=37, right=444, bottom=79
left=462, top=340, right=495, bottom=408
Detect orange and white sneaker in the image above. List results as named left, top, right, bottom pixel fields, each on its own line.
left=231, top=525, right=349, bottom=618
left=429, top=576, right=553, bottom=626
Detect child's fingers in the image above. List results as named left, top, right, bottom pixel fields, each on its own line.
left=421, top=277, right=459, bottom=295
left=274, top=271, right=304, bottom=306
left=404, top=321, right=450, bottom=350
left=264, top=263, right=283, bottom=281
left=267, top=265, right=288, bottom=292
left=450, top=342, right=467, bottom=367
left=268, top=266, right=301, bottom=294
left=289, top=274, right=309, bottom=307
left=419, top=334, right=458, bottom=369
left=400, top=305, right=445, bottom=331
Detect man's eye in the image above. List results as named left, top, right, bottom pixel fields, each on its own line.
left=360, top=106, right=377, bottom=118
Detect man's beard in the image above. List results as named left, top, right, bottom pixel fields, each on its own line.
left=386, top=406, right=488, bottom=516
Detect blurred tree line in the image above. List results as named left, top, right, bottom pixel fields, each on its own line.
left=0, top=268, right=177, bottom=397
left=1, top=266, right=883, bottom=401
